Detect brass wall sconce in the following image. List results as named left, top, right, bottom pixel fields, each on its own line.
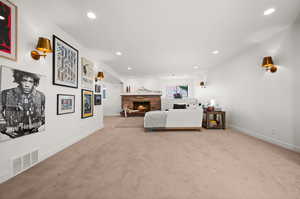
left=95, top=72, right=104, bottom=82
left=31, top=37, right=52, bottom=60
left=262, top=56, right=277, bottom=73
left=200, top=81, right=206, bottom=88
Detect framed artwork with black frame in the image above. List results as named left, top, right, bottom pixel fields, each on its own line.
left=103, top=88, right=106, bottom=99
left=57, top=94, right=75, bottom=115
left=0, top=0, right=17, bottom=61
left=52, top=35, right=78, bottom=88
left=94, top=94, right=102, bottom=105
left=81, top=89, right=93, bottom=118
left=95, top=84, right=101, bottom=93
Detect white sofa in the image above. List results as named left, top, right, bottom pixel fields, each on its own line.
left=144, top=108, right=203, bottom=131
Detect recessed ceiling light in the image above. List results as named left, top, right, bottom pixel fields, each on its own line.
left=264, top=8, right=276, bottom=16
left=87, top=12, right=96, bottom=19
left=115, top=51, right=122, bottom=56
left=0, top=16, right=5, bottom=20
left=127, top=67, right=132, bottom=70
left=193, top=66, right=199, bottom=69
left=212, top=50, right=219, bottom=54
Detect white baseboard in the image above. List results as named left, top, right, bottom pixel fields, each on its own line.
left=230, top=124, right=300, bottom=153
left=0, top=172, right=11, bottom=184
left=0, top=126, right=103, bottom=184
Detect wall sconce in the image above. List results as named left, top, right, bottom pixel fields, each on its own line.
left=262, top=56, right=277, bottom=73
left=95, top=72, right=104, bottom=82
left=31, top=37, right=52, bottom=60
left=200, top=81, right=206, bottom=88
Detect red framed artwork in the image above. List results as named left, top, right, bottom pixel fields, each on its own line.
left=0, top=0, right=17, bottom=61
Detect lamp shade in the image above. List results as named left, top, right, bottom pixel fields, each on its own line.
left=262, top=56, right=274, bottom=68
left=36, top=37, right=52, bottom=53
left=97, top=72, right=104, bottom=80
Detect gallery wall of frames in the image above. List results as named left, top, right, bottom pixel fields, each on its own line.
left=0, top=0, right=105, bottom=183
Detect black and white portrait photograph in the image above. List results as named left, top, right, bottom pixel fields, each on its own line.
left=0, top=65, right=46, bottom=142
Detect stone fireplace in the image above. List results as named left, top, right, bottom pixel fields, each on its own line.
left=121, top=93, right=161, bottom=116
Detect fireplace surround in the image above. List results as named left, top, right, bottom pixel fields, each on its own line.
left=121, top=94, right=161, bottom=116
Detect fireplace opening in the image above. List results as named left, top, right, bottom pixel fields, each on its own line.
left=133, top=101, right=151, bottom=112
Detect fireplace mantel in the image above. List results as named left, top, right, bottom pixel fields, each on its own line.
left=120, top=92, right=162, bottom=96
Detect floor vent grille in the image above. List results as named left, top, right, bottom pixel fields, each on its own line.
left=12, top=149, right=39, bottom=176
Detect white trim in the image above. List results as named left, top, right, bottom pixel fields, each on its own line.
left=230, top=124, right=300, bottom=153
left=0, top=172, right=11, bottom=184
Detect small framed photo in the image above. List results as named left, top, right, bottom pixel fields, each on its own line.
left=103, top=88, right=106, bottom=99
left=0, top=0, right=17, bottom=61
left=57, top=94, right=75, bottom=115
left=81, top=89, right=93, bottom=118
left=94, top=94, right=102, bottom=105
left=95, top=84, right=101, bottom=93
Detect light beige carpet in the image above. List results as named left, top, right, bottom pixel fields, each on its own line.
left=114, top=117, right=144, bottom=128
left=1, top=116, right=300, bottom=199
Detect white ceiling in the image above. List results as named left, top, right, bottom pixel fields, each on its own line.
left=31, top=0, right=300, bottom=77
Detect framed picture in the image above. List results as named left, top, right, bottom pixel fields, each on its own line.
left=103, top=88, right=106, bottom=99
left=57, top=94, right=75, bottom=115
left=53, top=35, right=78, bottom=88
left=0, top=65, right=46, bottom=143
left=166, top=85, right=188, bottom=99
left=0, top=0, right=17, bottom=61
left=94, top=94, right=102, bottom=105
left=81, top=57, right=94, bottom=90
left=95, top=84, right=101, bottom=93
left=81, top=89, right=93, bottom=118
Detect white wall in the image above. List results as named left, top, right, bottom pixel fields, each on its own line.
left=123, top=74, right=206, bottom=99
left=197, top=18, right=300, bottom=152
left=0, top=0, right=115, bottom=182
left=103, top=82, right=123, bottom=116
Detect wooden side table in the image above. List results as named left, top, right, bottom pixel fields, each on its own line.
left=202, top=110, right=226, bottom=129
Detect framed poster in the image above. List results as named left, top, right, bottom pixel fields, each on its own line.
left=81, top=57, right=94, bottom=90
left=0, top=65, right=46, bottom=143
left=94, top=94, right=102, bottom=105
left=57, top=94, right=75, bottom=115
left=95, top=84, right=101, bottom=93
left=166, top=85, right=188, bottom=99
left=81, top=89, right=93, bottom=118
left=0, top=0, right=17, bottom=61
left=53, top=35, right=78, bottom=88
left=103, top=88, right=106, bottom=99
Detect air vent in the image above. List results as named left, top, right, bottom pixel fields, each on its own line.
left=11, top=149, right=39, bottom=176
left=22, top=153, right=31, bottom=169
left=12, top=157, right=22, bottom=176
left=31, top=150, right=39, bottom=164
